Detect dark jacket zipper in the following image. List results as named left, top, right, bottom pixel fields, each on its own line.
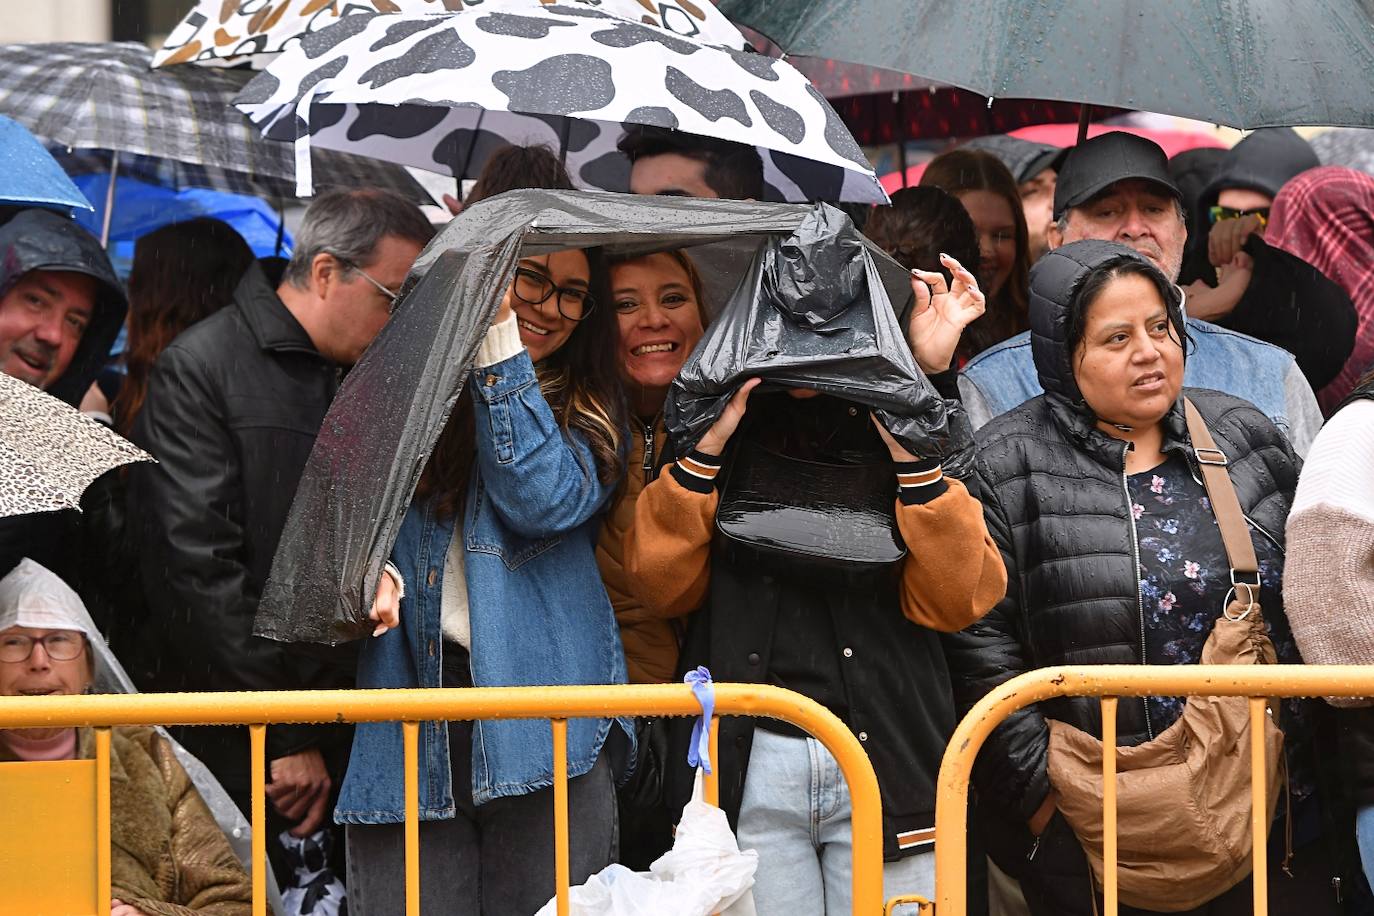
left=1119, top=444, right=1154, bottom=741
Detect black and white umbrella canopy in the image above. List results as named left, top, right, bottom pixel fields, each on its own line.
left=235, top=2, right=886, bottom=203
left=157, top=0, right=749, bottom=68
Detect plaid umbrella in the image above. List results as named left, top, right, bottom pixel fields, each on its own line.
left=0, top=41, right=432, bottom=205
left=0, top=373, right=152, bottom=519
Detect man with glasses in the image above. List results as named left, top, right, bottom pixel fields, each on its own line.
left=129, top=188, right=434, bottom=891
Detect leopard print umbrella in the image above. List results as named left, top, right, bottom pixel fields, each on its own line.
left=0, top=373, right=152, bottom=519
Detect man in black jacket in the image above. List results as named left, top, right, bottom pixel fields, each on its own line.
left=0, top=209, right=126, bottom=578
left=129, top=189, right=433, bottom=883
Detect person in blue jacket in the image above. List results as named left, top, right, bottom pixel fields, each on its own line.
left=338, top=246, right=632, bottom=915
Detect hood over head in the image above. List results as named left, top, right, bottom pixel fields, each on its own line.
left=1030, top=239, right=1185, bottom=414
left=963, top=135, right=1067, bottom=185
left=1201, top=127, right=1319, bottom=211
left=0, top=209, right=126, bottom=405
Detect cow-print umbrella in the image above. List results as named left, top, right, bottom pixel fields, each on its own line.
left=0, top=373, right=152, bottom=519
left=235, top=1, right=887, bottom=203
left=156, top=0, right=749, bottom=69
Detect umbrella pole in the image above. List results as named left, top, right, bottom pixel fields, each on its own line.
left=557, top=117, right=572, bottom=168
left=274, top=197, right=286, bottom=257
left=1076, top=104, right=1092, bottom=145
left=100, top=150, right=120, bottom=250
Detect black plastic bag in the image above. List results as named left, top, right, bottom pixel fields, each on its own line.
left=666, top=204, right=954, bottom=459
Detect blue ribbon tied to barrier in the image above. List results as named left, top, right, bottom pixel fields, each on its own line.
left=684, top=666, right=715, bottom=775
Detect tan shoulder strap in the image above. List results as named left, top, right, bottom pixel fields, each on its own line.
left=1182, top=398, right=1258, bottom=582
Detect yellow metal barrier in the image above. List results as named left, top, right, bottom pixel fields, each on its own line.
left=934, top=664, right=1374, bottom=916
left=0, top=683, right=885, bottom=915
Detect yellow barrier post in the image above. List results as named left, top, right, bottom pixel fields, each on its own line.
left=1101, top=696, right=1118, bottom=916
left=1250, top=697, right=1268, bottom=916
left=552, top=718, right=570, bottom=916
left=403, top=721, right=421, bottom=916
left=250, top=724, right=266, bottom=916
left=95, top=726, right=111, bottom=916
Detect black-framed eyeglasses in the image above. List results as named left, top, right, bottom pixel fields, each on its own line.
left=512, top=267, right=596, bottom=321
left=0, top=630, right=86, bottom=663
left=1208, top=205, right=1270, bottom=226
left=337, top=257, right=402, bottom=311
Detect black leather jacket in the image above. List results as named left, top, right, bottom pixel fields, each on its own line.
left=945, top=242, right=1301, bottom=823
left=128, top=266, right=351, bottom=772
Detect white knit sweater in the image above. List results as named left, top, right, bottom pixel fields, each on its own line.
left=1283, top=399, right=1374, bottom=700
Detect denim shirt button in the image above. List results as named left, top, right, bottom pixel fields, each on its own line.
left=427, top=568, right=438, bottom=587
left=485, top=373, right=499, bottom=387
left=428, top=640, right=436, bottom=658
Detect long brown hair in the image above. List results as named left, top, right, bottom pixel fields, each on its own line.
left=114, top=218, right=255, bottom=434
left=417, top=248, right=626, bottom=519
left=920, top=148, right=1032, bottom=357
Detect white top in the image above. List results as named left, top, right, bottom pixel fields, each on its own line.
left=439, top=314, right=525, bottom=648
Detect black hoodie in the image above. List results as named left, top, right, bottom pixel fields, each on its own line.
left=946, top=241, right=1302, bottom=872
left=0, top=210, right=126, bottom=580
left=0, top=208, right=126, bottom=405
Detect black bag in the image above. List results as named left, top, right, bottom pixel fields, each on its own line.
left=715, top=433, right=906, bottom=571
left=616, top=716, right=675, bottom=870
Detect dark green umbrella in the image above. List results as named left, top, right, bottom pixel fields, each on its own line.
left=720, top=0, right=1374, bottom=129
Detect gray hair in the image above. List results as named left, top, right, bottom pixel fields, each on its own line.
left=283, top=188, right=435, bottom=289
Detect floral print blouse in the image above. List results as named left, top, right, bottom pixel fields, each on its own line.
left=1127, top=454, right=1313, bottom=799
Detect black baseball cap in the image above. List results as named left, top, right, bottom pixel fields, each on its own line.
left=1053, top=132, right=1182, bottom=219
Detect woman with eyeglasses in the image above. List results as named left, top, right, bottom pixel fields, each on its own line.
left=920, top=148, right=1032, bottom=363
left=0, top=560, right=251, bottom=915
left=338, top=245, right=632, bottom=915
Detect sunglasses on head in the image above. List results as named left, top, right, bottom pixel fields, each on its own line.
left=1208, top=205, right=1270, bottom=226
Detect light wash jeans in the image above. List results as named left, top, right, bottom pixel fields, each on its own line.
left=1357, top=803, right=1374, bottom=891
left=738, top=727, right=935, bottom=915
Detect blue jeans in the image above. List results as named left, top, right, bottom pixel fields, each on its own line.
left=1358, top=803, right=1374, bottom=891
left=738, top=728, right=934, bottom=915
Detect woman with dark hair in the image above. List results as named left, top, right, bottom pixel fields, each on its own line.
left=340, top=245, right=631, bottom=915
left=865, top=186, right=984, bottom=364
left=444, top=143, right=575, bottom=215
left=950, top=239, right=1329, bottom=914
left=113, top=218, right=255, bottom=434
left=79, top=218, right=254, bottom=678
left=920, top=148, right=1032, bottom=358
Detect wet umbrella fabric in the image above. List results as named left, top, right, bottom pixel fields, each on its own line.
left=155, top=0, right=748, bottom=68
left=0, top=115, right=92, bottom=216
left=0, top=41, right=431, bottom=205
left=254, top=190, right=941, bottom=645
left=719, top=0, right=1374, bottom=130
left=233, top=4, right=885, bottom=202
left=0, top=373, right=152, bottom=519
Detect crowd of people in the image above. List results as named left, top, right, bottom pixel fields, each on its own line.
left=1, top=120, right=1373, bottom=916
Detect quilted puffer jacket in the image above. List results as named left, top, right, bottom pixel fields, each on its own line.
left=946, top=240, right=1301, bottom=824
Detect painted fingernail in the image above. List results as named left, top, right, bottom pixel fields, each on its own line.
left=372, top=624, right=387, bottom=637
left=939, top=252, right=950, bottom=259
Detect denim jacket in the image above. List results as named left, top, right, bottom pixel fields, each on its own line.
left=335, top=350, right=632, bottom=824
left=959, top=318, right=1305, bottom=442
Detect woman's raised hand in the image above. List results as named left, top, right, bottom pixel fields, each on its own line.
left=694, top=378, right=762, bottom=457
left=369, top=568, right=401, bottom=637
left=908, top=253, right=986, bottom=373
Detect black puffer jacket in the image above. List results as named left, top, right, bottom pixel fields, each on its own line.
left=946, top=241, right=1301, bottom=823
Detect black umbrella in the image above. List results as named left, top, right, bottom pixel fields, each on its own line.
left=255, top=190, right=938, bottom=645
left=719, top=0, right=1374, bottom=130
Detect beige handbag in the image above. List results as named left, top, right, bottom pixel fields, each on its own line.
left=1046, top=399, right=1285, bottom=912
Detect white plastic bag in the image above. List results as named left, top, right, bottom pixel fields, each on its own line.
left=537, top=770, right=757, bottom=916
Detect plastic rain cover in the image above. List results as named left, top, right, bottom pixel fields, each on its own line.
left=254, top=189, right=946, bottom=645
